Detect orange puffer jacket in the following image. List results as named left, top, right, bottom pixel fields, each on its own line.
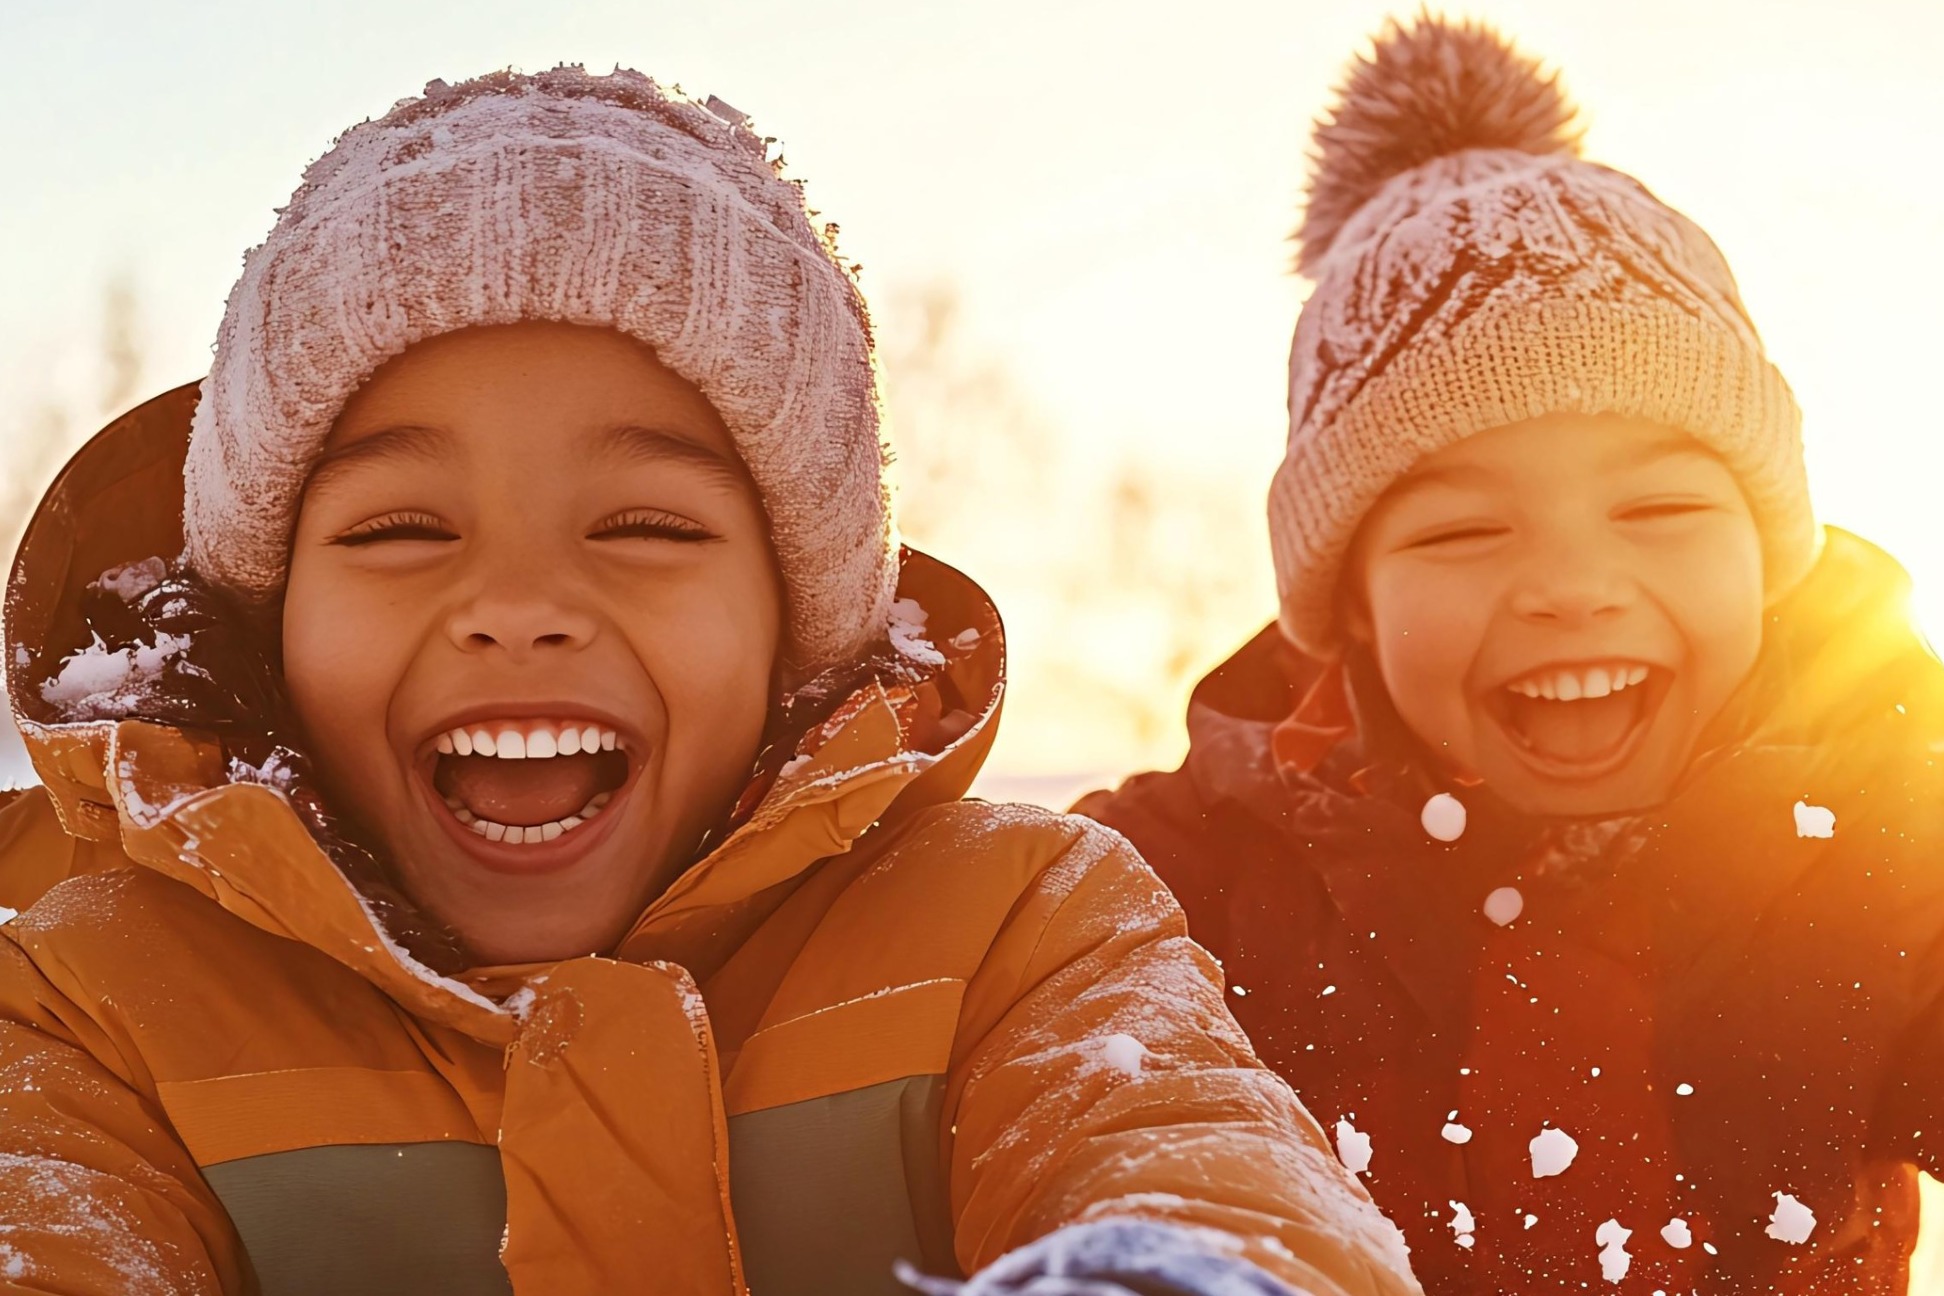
left=0, top=387, right=1420, bottom=1296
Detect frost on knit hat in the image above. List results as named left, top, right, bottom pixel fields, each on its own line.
left=184, top=67, right=897, bottom=679
left=1270, top=17, right=1816, bottom=656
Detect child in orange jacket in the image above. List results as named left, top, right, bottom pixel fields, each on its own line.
left=0, top=69, right=1419, bottom=1296
left=1083, top=17, right=1944, bottom=1295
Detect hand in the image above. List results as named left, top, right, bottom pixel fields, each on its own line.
left=896, top=1220, right=1309, bottom=1296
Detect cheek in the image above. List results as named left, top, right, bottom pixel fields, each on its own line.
left=281, top=551, right=415, bottom=761
left=1363, top=562, right=1495, bottom=726
left=622, top=548, right=782, bottom=755
left=1655, top=523, right=1766, bottom=682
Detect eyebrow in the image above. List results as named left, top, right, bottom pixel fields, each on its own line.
left=595, top=424, right=750, bottom=490
left=303, top=425, right=455, bottom=499
left=1606, top=432, right=1718, bottom=472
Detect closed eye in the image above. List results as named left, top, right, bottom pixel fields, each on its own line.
left=1617, top=500, right=1715, bottom=522
left=330, top=512, right=457, bottom=545
left=1403, top=523, right=1511, bottom=551
left=590, top=509, right=717, bottom=543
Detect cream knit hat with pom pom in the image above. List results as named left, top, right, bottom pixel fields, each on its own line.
left=184, top=67, right=896, bottom=679
left=1270, top=17, right=1816, bottom=656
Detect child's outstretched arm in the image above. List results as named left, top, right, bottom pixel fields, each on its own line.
left=936, top=816, right=1420, bottom=1296
left=0, top=931, right=251, bottom=1293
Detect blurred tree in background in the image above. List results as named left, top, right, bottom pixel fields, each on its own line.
left=880, top=280, right=1274, bottom=799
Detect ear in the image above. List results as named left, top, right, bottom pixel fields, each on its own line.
left=1334, top=563, right=1377, bottom=649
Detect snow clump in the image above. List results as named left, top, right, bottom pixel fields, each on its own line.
left=1661, top=1218, right=1692, bottom=1249
left=1096, top=1033, right=1149, bottom=1079
left=40, top=632, right=193, bottom=720
left=90, top=557, right=168, bottom=603
left=1335, top=1119, right=1372, bottom=1174
left=887, top=598, right=945, bottom=669
left=1449, top=1201, right=1475, bottom=1248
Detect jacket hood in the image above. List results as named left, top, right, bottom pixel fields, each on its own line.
left=4, top=384, right=1007, bottom=1045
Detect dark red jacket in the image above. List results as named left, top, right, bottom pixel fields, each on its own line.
left=1081, top=530, right=1944, bottom=1294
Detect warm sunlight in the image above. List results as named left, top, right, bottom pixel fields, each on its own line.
left=5, top=1, right=1944, bottom=1290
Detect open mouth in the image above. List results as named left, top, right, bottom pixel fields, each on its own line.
left=1486, top=661, right=1670, bottom=780
left=425, top=719, right=634, bottom=846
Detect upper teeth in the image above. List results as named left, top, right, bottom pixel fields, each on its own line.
left=1505, top=664, right=1650, bottom=701
left=433, top=720, right=620, bottom=759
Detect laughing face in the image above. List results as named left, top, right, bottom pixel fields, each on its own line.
left=283, top=322, right=783, bottom=965
left=1346, top=413, right=1765, bottom=817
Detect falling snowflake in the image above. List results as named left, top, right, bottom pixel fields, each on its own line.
left=1483, top=885, right=1524, bottom=926
left=1530, top=1126, right=1579, bottom=1178
left=1442, top=1121, right=1473, bottom=1145
left=1793, top=800, right=1836, bottom=838
left=1421, top=792, right=1467, bottom=842
left=1767, top=1192, right=1816, bottom=1244
left=1675, top=1082, right=1695, bottom=1096
left=1661, top=1218, right=1693, bottom=1249
left=1595, top=1219, right=1631, bottom=1283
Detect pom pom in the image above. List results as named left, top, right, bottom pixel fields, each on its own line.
left=1297, top=14, right=1582, bottom=274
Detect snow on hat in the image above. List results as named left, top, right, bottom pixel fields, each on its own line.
left=1269, top=17, right=1816, bottom=656
left=184, top=67, right=896, bottom=679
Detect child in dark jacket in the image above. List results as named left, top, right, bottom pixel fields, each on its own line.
left=1083, top=16, right=1944, bottom=1295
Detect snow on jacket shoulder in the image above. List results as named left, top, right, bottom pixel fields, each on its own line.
left=0, top=386, right=1420, bottom=1296
left=1083, top=527, right=1944, bottom=1295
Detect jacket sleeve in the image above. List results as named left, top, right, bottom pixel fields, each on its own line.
left=943, top=815, right=1420, bottom=1296
left=0, top=929, right=251, bottom=1294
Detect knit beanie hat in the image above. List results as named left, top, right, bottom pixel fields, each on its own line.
left=1269, top=17, right=1816, bottom=656
left=184, top=67, right=896, bottom=680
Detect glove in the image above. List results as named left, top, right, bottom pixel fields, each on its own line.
left=895, top=1220, right=1308, bottom=1296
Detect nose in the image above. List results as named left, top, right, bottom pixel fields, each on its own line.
left=1506, top=550, right=1635, bottom=627
left=444, top=554, right=600, bottom=659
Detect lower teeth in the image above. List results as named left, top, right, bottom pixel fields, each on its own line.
left=445, top=793, right=612, bottom=844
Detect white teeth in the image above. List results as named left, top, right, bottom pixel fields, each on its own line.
left=1506, top=664, right=1655, bottom=702
left=434, top=721, right=625, bottom=761
left=447, top=796, right=608, bottom=844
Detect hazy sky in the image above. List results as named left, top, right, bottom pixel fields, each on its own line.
left=9, top=0, right=1943, bottom=488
